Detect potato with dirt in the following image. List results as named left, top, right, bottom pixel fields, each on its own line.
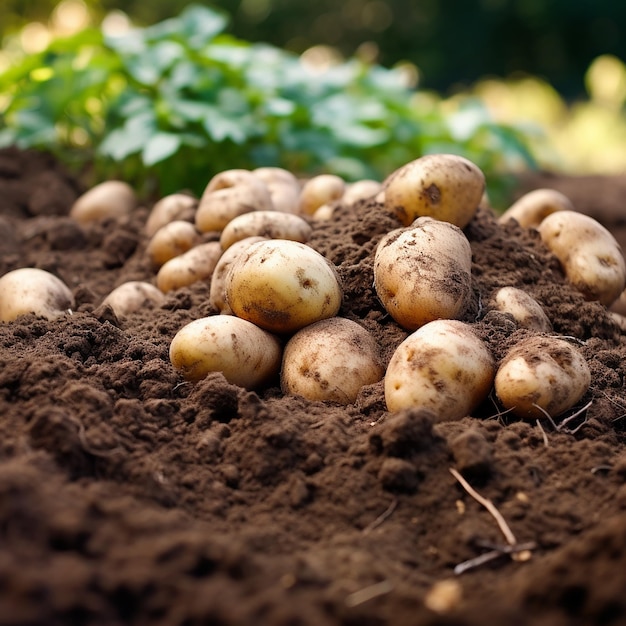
left=384, top=319, right=495, bottom=421
left=538, top=210, right=626, bottom=306
left=498, top=188, right=574, bottom=228
left=298, top=174, right=345, bottom=216
left=156, top=242, right=222, bottom=293
left=145, top=193, right=197, bottom=237
left=225, top=239, right=342, bottom=333
left=489, top=286, right=552, bottom=332
left=0, top=267, right=74, bottom=322
left=384, top=154, right=485, bottom=228
left=70, top=180, right=137, bottom=223
left=253, top=167, right=300, bottom=213
left=373, top=217, right=472, bottom=331
left=146, top=220, right=201, bottom=268
left=281, top=317, right=384, bottom=404
left=169, top=315, right=282, bottom=387
left=494, top=335, right=591, bottom=419
left=101, top=281, right=165, bottom=317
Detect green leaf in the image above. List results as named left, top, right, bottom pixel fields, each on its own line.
left=142, top=132, right=182, bottom=166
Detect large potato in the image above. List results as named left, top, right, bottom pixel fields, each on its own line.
left=490, top=286, right=552, bottom=332
left=101, top=281, right=165, bottom=317
left=225, top=239, right=342, bottom=333
left=494, top=336, right=590, bottom=419
left=0, top=268, right=74, bottom=322
left=70, top=180, right=136, bottom=223
left=374, top=217, right=472, bottom=330
left=499, top=188, right=574, bottom=229
left=384, top=319, right=495, bottom=421
left=156, top=242, right=222, bottom=293
left=169, top=315, right=282, bottom=387
left=220, top=211, right=312, bottom=250
left=538, top=210, right=626, bottom=306
left=145, top=193, right=197, bottom=237
left=281, top=317, right=384, bottom=404
left=384, top=154, right=485, bottom=228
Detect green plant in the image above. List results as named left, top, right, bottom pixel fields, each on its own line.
left=0, top=4, right=536, bottom=200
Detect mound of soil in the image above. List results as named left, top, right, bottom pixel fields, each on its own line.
left=2, top=146, right=626, bottom=626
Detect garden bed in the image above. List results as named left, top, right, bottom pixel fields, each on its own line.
left=1, top=145, right=626, bottom=626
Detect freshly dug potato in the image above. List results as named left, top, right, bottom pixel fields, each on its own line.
left=384, top=319, right=495, bottom=421
left=70, top=180, right=136, bottom=223
left=494, top=336, right=591, bottom=419
left=145, top=193, right=197, bottom=237
left=311, top=203, right=335, bottom=221
left=209, top=236, right=267, bottom=314
left=384, top=154, right=485, bottom=228
left=169, top=315, right=282, bottom=387
left=195, top=169, right=273, bottom=233
left=298, top=174, right=345, bottom=216
left=374, top=217, right=472, bottom=330
left=146, top=220, right=201, bottom=268
left=156, top=242, right=222, bottom=293
left=490, top=286, right=552, bottom=332
left=538, top=210, right=626, bottom=306
left=281, top=317, right=384, bottom=404
left=499, top=188, right=574, bottom=228
left=220, top=211, right=312, bottom=250
left=253, top=167, right=300, bottom=213
left=0, top=268, right=74, bottom=322
left=101, top=281, right=165, bottom=317
left=342, top=179, right=383, bottom=205
left=225, top=239, right=343, bottom=333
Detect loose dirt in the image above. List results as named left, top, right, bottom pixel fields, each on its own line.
left=1, top=146, right=626, bottom=625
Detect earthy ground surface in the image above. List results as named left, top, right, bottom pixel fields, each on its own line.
left=2, top=146, right=626, bottom=626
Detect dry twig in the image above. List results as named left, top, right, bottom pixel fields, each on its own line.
left=363, top=498, right=398, bottom=535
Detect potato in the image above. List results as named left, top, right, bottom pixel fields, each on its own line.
left=490, top=286, right=552, bottom=332
left=342, top=179, right=383, bottom=205
left=494, top=336, right=591, bottom=419
left=311, top=203, right=335, bottom=221
left=373, top=217, right=472, bottom=330
left=298, top=174, right=345, bottom=216
left=0, top=268, right=74, bottom=322
left=538, top=210, right=626, bottom=306
left=281, top=317, right=384, bottom=404
left=384, top=154, right=485, bottom=228
left=253, top=167, right=300, bottom=213
left=70, top=180, right=136, bottom=223
left=498, top=188, right=574, bottom=229
left=384, top=319, right=495, bottom=421
left=209, top=236, right=267, bottom=314
left=145, top=193, right=197, bottom=237
left=225, top=239, right=343, bottom=333
left=156, top=242, right=222, bottom=293
left=101, top=281, right=165, bottom=317
left=195, top=169, right=273, bottom=233
left=169, top=315, right=282, bottom=387
left=146, top=220, right=201, bottom=268
left=220, top=211, right=312, bottom=250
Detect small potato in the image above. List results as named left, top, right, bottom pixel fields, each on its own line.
left=490, top=286, right=552, bottom=332
left=156, top=242, right=222, bottom=293
left=146, top=220, right=201, bottom=268
left=384, top=154, right=485, bottom=228
left=494, top=336, right=591, bottom=419
left=209, top=236, right=267, bottom=313
left=145, top=193, right=197, bottom=237
left=374, top=217, right=472, bottom=330
left=70, top=180, right=136, bottom=223
left=0, top=268, right=74, bottom=322
left=384, top=319, right=495, bottom=421
left=225, top=239, right=343, bottom=333
left=499, top=188, right=574, bottom=229
left=253, top=167, right=300, bottom=213
left=311, top=203, right=335, bottom=222
left=195, top=169, right=273, bottom=233
left=101, top=281, right=165, bottom=317
left=538, top=210, right=626, bottom=306
left=220, top=211, right=312, bottom=250
left=169, top=315, right=282, bottom=387
left=281, top=317, right=384, bottom=404
left=298, top=174, right=345, bottom=216
left=342, top=179, right=383, bottom=205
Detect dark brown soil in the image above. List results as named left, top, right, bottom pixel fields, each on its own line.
left=2, top=145, right=626, bottom=626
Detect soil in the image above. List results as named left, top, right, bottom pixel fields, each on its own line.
left=2, top=146, right=626, bottom=626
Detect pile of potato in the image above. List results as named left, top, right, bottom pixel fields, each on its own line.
left=2, top=154, right=625, bottom=423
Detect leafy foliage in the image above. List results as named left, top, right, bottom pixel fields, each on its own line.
left=0, top=4, right=536, bottom=199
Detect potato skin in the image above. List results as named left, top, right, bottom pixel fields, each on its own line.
left=384, top=319, right=495, bottom=421
left=169, top=315, right=282, bottom=387
left=384, top=154, right=485, bottom=228
left=146, top=220, right=201, bottom=268
left=298, top=175, right=345, bottom=216
left=225, top=239, right=342, bottom=334
left=101, top=281, right=165, bottom=317
left=281, top=317, right=384, bottom=404
left=156, top=242, right=222, bottom=293
left=494, top=336, right=590, bottom=419
left=538, top=210, right=626, bottom=306
left=499, top=188, right=574, bottom=229
left=0, top=268, right=74, bottom=322
left=490, top=286, right=552, bottom=332
left=70, top=180, right=136, bottom=223
left=374, top=217, right=472, bottom=330
left=145, top=193, right=197, bottom=237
